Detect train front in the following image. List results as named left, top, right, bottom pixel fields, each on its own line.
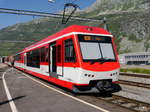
left=73, top=33, right=121, bottom=93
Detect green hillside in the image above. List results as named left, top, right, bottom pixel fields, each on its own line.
left=0, top=0, right=150, bottom=56
left=0, top=17, right=102, bottom=56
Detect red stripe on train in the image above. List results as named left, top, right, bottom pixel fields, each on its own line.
left=15, top=66, right=89, bottom=90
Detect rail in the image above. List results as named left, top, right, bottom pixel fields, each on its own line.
left=120, top=72, right=150, bottom=78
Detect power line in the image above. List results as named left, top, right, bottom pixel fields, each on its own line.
left=0, top=8, right=104, bottom=23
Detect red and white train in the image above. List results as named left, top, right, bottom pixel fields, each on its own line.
left=13, top=25, right=121, bottom=93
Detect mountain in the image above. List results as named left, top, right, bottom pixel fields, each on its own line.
left=85, top=0, right=150, bottom=13
left=0, top=0, right=150, bottom=56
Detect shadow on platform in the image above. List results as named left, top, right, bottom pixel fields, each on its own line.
left=0, top=95, right=25, bottom=106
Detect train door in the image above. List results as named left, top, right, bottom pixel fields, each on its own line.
left=49, top=42, right=57, bottom=73
left=56, top=41, right=63, bottom=76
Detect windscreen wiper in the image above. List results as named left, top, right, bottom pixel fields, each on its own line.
left=90, top=58, right=105, bottom=65
left=90, top=58, right=115, bottom=65
left=99, top=58, right=115, bottom=64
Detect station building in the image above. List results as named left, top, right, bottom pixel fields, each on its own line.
left=119, top=52, right=150, bottom=65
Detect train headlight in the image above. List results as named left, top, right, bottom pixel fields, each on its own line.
left=84, top=74, right=95, bottom=78
left=110, top=72, right=118, bottom=76
left=84, top=74, right=87, bottom=76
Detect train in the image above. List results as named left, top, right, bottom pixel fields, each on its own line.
left=0, top=57, right=2, bottom=63
left=0, top=56, right=5, bottom=63
left=11, top=25, right=121, bottom=93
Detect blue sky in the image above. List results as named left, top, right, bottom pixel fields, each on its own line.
left=0, top=0, right=95, bottom=29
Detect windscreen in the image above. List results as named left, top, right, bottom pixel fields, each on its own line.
left=78, top=34, right=116, bottom=62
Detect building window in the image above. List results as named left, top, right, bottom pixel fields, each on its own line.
left=64, top=39, right=76, bottom=62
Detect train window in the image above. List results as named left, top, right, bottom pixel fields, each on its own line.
left=78, top=34, right=116, bottom=62
left=100, top=43, right=115, bottom=59
left=57, top=45, right=61, bottom=63
left=40, top=47, right=45, bottom=62
left=80, top=43, right=102, bottom=59
left=27, top=49, right=40, bottom=68
left=45, top=48, right=49, bottom=62
left=64, top=39, right=76, bottom=62
left=14, top=54, right=21, bottom=61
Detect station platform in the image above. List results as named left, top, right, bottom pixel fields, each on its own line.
left=0, top=66, right=133, bottom=112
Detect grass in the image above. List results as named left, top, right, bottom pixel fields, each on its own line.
left=0, top=41, right=31, bottom=56
left=120, top=68, right=150, bottom=74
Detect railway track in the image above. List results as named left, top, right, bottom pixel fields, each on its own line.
left=113, top=72, right=150, bottom=111
left=119, top=80, right=150, bottom=89
left=100, top=95, right=150, bottom=112
left=82, top=73, right=150, bottom=112
left=71, top=92, right=150, bottom=112
left=120, top=72, right=150, bottom=78
left=119, top=72, right=150, bottom=86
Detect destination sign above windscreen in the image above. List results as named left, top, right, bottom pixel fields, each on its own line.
left=78, top=34, right=112, bottom=43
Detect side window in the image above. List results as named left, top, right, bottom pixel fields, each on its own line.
left=64, top=39, right=76, bottom=62
left=40, top=47, right=45, bottom=62
left=27, top=49, right=40, bottom=68
left=45, top=48, right=49, bottom=62
left=14, top=54, right=21, bottom=61
left=57, top=45, right=61, bottom=63
left=27, top=52, right=31, bottom=66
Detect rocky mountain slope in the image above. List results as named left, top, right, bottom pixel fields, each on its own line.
left=85, top=0, right=150, bottom=13
left=0, top=0, right=150, bottom=56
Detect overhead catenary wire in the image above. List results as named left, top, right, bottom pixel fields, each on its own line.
left=0, top=8, right=104, bottom=23
left=0, top=7, right=109, bottom=31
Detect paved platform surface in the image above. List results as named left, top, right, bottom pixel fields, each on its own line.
left=0, top=74, right=11, bottom=112
left=0, top=64, right=11, bottom=112
left=0, top=63, right=8, bottom=69
left=0, top=66, right=133, bottom=112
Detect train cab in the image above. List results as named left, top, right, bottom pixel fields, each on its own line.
left=76, top=35, right=120, bottom=93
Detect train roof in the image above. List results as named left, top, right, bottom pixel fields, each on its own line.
left=22, top=25, right=112, bottom=52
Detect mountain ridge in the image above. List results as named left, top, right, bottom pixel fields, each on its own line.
left=0, top=0, right=150, bottom=56
left=85, top=0, right=150, bottom=13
